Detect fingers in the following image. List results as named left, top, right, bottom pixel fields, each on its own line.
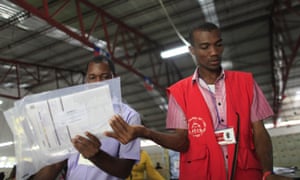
left=105, top=114, right=134, bottom=144
left=104, top=131, right=117, bottom=139
left=110, top=115, right=128, bottom=131
left=109, top=115, right=127, bottom=135
left=85, top=132, right=100, bottom=147
left=71, top=135, right=86, bottom=153
left=72, top=135, right=88, bottom=146
left=71, top=134, right=100, bottom=158
left=105, top=131, right=128, bottom=144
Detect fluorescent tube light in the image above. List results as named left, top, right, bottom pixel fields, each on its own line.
left=160, top=45, right=189, bottom=59
left=0, top=141, right=14, bottom=147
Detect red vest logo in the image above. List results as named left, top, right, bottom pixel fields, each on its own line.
left=188, top=117, right=207, bottom=137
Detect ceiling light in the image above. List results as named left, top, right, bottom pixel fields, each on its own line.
left=0, top=141, right=14, bottom=147
left=2, top=64, right=16, bottom=70
left=264, top=123, right=274, bottom=129
left=3, top=82, right=14, bottom=88
left=222, top=61, right=233, bottom=69
left=278, top=120, right=300, bottom=127
left=160, top=45, right=189, bottom=59
left=0, top=100, right=3, bottom=105
left=19, top=83, right=30, bottom=88
left=295, top=91, right=300, bottom=100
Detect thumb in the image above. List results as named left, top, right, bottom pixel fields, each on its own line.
left=104, top=131, right=116, bottom=138
left=103, top=131, right=128, bottom=144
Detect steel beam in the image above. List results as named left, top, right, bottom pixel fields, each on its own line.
left=0, top=57, right=84, bottom=99
left=271, top=0, right=300, bottom=126
left=11, top=0, right=165, bottom=91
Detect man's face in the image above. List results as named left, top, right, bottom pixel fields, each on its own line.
left=86, top=62, right=113, bottom=83
left=189, top=29, right=224, bottom=72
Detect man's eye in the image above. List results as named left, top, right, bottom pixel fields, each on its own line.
left=88, top=76, right=96, bottom=79
left=200, top=45, right=208, bottom=49
left=216, top=43, right=223, bottom=47
left=100, top=73, right=113, bottom=80
left=102, top=74, right=110, bottom=79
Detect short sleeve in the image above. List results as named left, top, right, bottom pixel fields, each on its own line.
left=166, top=95, right=188, bottom=129
left=118, top=103, right=141, bottom=160
left=251, top=81, right=274, bottom=122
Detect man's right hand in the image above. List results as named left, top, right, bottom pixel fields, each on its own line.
left=105, top=114, right=144, bottom=144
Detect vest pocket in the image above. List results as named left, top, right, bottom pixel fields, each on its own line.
left=181, top=145, right=209, bottom=179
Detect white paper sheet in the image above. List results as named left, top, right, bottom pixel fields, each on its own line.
left=4, top=78, right=122, bottom=180
left=25, top=84, right=114, bottom=153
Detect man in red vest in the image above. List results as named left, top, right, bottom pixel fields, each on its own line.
left=106, top=22, right=291, bottom=180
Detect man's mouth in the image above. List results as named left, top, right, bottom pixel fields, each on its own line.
left=209, top=57, right=221, bottom=64
left=210, top=59, right=220, bottom=64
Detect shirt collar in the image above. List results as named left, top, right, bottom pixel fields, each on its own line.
left=192, top=66, right=225, bottom=84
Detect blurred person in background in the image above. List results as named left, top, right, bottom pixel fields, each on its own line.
left=127, top=150, right=164, bottom=180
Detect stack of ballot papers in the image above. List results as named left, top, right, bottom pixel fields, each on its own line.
left=4, top=77, right=121, bottom=180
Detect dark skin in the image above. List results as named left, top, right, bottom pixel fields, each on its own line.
left=106, top=29, right=292, bottom=180
left=107, top=115, right=189, bottom=152
left=189, top=29, right=223, bottom=84
left=32, top=62, right=135, bottom=179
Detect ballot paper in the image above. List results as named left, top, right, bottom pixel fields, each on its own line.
left=4, top=77, right=121, bottom=180
left=25, top=84, right=114, bottom=152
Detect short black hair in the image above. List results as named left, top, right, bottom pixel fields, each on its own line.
left=189, top=22, right=220, bottom=46
left=86, top=55, right=116, bottom=75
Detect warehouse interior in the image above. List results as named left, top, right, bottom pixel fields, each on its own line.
left=0, top=0, right=300, bottom=179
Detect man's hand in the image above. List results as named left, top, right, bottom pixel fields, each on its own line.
left=71, top=131, right=101, bottom=159
left=105, top=114, right=143, bottom=144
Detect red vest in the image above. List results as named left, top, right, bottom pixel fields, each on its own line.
left=167, top=71, right=262, bottom=180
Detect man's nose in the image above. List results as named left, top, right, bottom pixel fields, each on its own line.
left=210, top=46, right=218, bottom=56
left=96, top=76, right=103, bottom=82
